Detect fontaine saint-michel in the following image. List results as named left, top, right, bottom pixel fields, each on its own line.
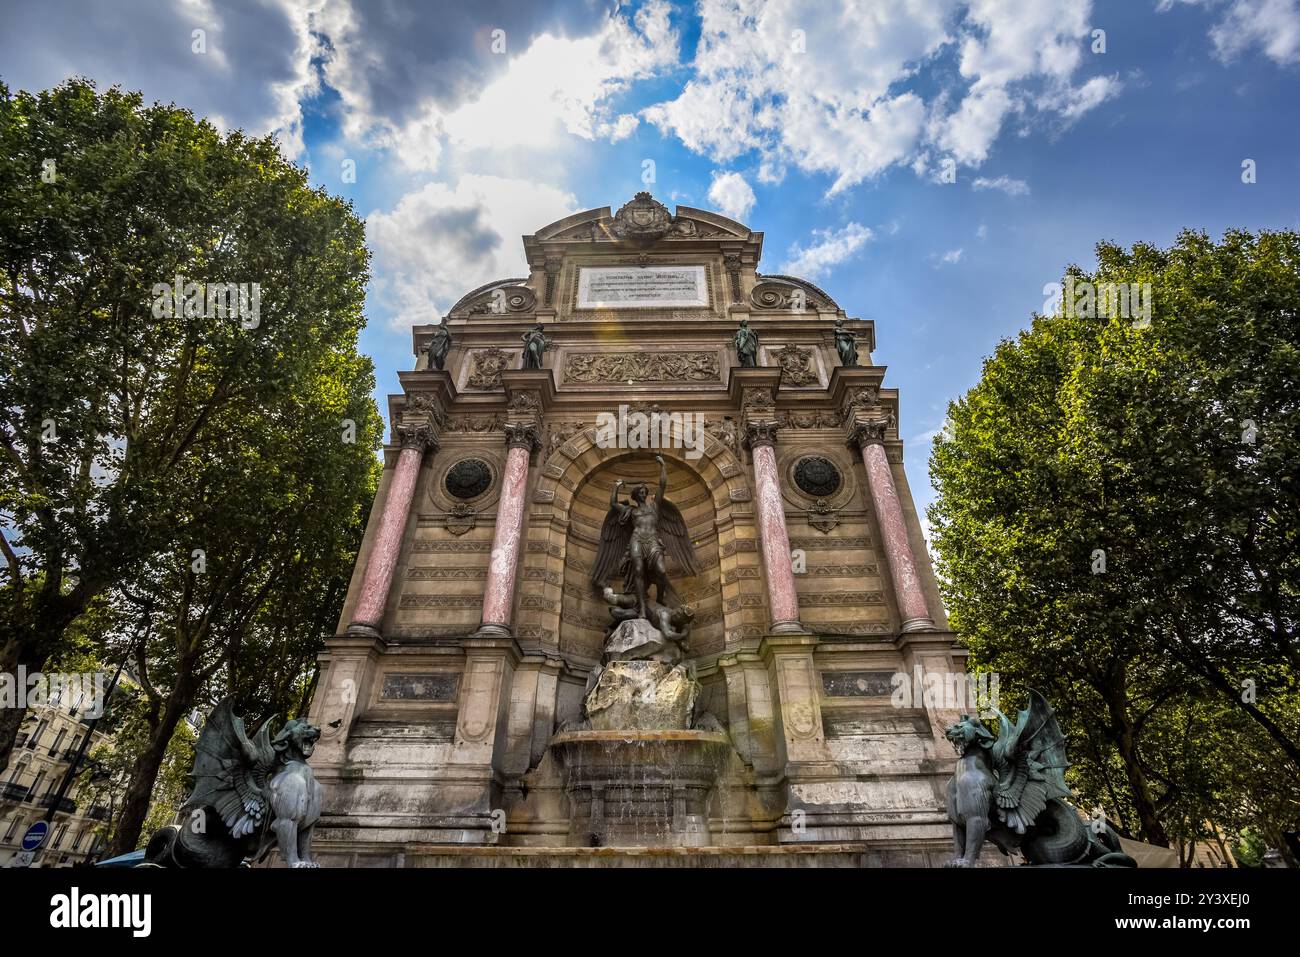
left=304, top=192, right=969, bottom=865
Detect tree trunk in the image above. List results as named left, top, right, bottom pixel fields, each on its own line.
left=107, top=674, right=197, bottom=857
left=0, top=638, right=48, bottom=775
left=1104, top=685, right=1171, bottom=847
left=0, top=607, right=79, bottom=773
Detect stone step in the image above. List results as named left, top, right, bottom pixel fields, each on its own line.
left=400, top=843, right=957, bottom=868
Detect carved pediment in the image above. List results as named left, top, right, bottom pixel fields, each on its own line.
left=449, top=278, right=533, bottom=317
left=751, top=275, right=839, bottom=313
left=544, top=195, right=747, bottom=244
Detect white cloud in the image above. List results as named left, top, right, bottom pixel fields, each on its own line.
left=645, top=0, right=950, bottom=192
left=1211, top=0, right=1300, bottom=65
left=1047, top=73, right=1123, bottom=119
left=366, top=175, right=578, bottom=327
left=707, top=171, right=757, bottom=221
left=646, top=0, right=1121, bottom=193
left=0, top=0, right=317, bottom=158
left=321, top=0, right=678, bottom=171
left=934, top=85, right=1013, bottom=165
left=1159, top=0, right=1300, bottom=66
left=972, top=175, right=1030, bottom=195
left=936, top=247, right=964, bottom=265
left=778, top=223, right=873, bottom=279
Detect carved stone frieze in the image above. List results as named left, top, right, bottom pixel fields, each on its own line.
left=776, top=409, right=842, bottom=429
left=562, top=351, right=720, bottom=384
left=443, top=413, right=505, bottom=433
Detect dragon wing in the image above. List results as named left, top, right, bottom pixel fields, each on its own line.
left=990, top=689, right=1073, bottom=833
left=657, top=497, right=699, bottom=578
left=590, top=504, right=633, bottom=587
left=183, top=698, right=279, bottom=840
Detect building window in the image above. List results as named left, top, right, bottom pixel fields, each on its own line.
left=3, top=818, right=19, bottom=841
left=52, top=824, right=67, bottom=849
left=73, top=828, right=85, bottom=850
left=48, top=729, right=67, bottom=757
left=25, top=721, right=46, bottom=750
left=6, top=756, right=29, bottom=786
left=26, top=770, right=45, bottom=801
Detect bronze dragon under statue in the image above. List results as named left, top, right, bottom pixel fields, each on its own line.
left=945, top=689, right=1136, bottom=868
left=143, top=698, right=323, bottom=868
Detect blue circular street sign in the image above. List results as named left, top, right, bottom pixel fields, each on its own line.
left=20, top=821, right=48, bottom=851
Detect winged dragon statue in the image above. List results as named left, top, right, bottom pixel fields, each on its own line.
left=945, top=689, right=1136, bottom=868
left=590, top=454, right=699, bottom=656
left=143, top=698, right=323, bottom=868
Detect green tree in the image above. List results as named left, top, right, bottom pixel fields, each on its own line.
left=107, top=360, right=379, bottom=855
left=0, top=79, right=381, bottom=776
left=929, top=229, right=1300, bottom=856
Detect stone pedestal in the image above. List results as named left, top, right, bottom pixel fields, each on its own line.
left=585, top=660, right=698, bottom=732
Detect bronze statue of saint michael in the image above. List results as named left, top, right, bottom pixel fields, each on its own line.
left=591, top=454, right=698, bottom=620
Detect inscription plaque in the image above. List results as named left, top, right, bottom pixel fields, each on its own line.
left=821, top=670, right=895, bottom=697
left=380, top=672, right=461, bottom=701
left=576, top=265, right=707, bottom=309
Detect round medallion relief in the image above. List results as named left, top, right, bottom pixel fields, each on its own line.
left=444, top=458, right=493, bottom=500
left=793, top=456, right=842, bottom=498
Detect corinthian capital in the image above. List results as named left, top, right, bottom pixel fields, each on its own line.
left=845, top=418, right=888, bottom=450
left=396, top=422, right=439, bottom=452
left=743, top=419, right=779, bottom=450
left=504, top=421, right=542, bottom=455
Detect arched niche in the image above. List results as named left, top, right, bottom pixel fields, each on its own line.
left=522, top=426, right=762, bottom=663
left=561, top=454, right=722, bottom=661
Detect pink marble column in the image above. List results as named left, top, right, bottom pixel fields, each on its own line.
left=347, top=424, right=437, bottom=637
left=746, top=421, right=803, bottom=634
left=851, top=421, right=934, bottom=632
left=475, top=423, right=540, bottom=637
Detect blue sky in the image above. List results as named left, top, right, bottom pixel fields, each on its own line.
left=4, top=0, right=1299, bottom=538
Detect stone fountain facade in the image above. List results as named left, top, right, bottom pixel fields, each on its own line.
left=305, top=194, right=969, bottom=866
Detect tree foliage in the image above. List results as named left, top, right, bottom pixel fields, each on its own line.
left=0, top=79, right=382, bottom=852
left=929, top=229, right=1299, bottom=860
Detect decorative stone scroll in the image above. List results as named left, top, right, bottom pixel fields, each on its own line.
left=562, top=351, right=720, bottom=384
left=465, top=286, right=536, bottom=315
left=750, top=280, right=822, bottom=312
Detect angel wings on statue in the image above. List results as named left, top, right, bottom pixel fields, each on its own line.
left=591, top=454, right=698, bottom=620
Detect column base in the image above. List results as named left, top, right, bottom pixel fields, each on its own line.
left=469, top=622, right=513, bottom=640
left=345, top=622, right=382, bottom=639
left=900, top=618, right=936, bottom=633
left=768, top=619, right=807, bottom=635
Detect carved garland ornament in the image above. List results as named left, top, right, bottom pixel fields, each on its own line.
left=562, top=351, right=720, bottom=384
